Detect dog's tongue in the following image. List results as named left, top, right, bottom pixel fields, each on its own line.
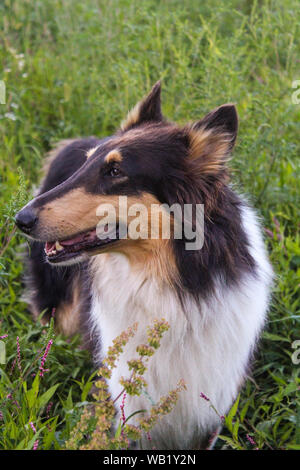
left=60, top=233, right=87, bottom=246
left=45, top=229, right=98, bottom=254
left=60, top=229, right=97, bottom=246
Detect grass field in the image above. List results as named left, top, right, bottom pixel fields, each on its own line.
left=0, top=0, right=299, bottom=450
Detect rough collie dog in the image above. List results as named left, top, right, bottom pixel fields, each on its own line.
left=15, top=82, right=272, bottom=449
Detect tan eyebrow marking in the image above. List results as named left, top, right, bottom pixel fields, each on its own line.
left=86, top=146, right=100, bottom=159
left=104, top=149, right=123, bottom=164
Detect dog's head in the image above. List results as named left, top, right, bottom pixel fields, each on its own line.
left=15, top=82, right=238, bottom=271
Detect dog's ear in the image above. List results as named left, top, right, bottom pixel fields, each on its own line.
left=121, top=81, right=163, bottom=131
left=185, top=104, right=238, bottom=176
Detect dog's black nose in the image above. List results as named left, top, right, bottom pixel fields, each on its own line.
left=15, top=208, right=38, bottom=233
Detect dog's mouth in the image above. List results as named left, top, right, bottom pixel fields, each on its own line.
left=44, top=226, right=120, bottom=263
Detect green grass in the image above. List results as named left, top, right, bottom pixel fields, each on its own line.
left=0, top=0, right=299, bottom=450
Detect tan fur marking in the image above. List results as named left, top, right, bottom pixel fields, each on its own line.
left=86, top=145, right=99, bottom=159
left=55, top=276, right=81, bottom=336
left=91, top=236, right=178, bottom=288
left=104, top=150, right=123, bottom=164
left=123, top=239, right=178, bottom=287
left=89, top=192, right=178, bottom=286
left=120, top=81, right=161, bottom=132
left=187, top=126, right=231, bottom=175
left=124, top=195, right=178, bottom=286
left=38, top=188, right=106, bottom=240
left=121, top=102, right=141, bottom=131
left=26, top=275, right=81, bottom=336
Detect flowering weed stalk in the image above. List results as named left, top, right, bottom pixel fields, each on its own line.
left=66, top=319, right=186, bottom=450
left=0, top=318, right=69, bottom=450
left=39, top=339, right=53, bottom=377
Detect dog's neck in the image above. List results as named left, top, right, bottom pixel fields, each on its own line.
left=89, top=251, right=187, bottom=356
left=91, top=240, right=179, bottom=288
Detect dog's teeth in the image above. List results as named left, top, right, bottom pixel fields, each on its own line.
left=55, top=241, right=64, bottom=251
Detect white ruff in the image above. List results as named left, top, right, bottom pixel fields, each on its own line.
left=89, top=203, right=273, bottom=449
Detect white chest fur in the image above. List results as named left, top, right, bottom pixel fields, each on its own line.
left=89, top=205, right=273, bottom=449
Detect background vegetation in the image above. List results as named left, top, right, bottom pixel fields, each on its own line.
left=0, top=0, right=299, bottom=450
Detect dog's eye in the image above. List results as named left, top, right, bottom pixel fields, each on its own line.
left=110, top=167, right=122, bottom=177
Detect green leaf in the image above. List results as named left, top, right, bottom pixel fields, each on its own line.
left=240, top=400, right=250, bottom=423
left=26, top=373, right=40, bottom=409
left=43, top=416, right=59, bottom=450
left=262, top=332, right=290, bottom=342
left=124, top=409, right=147, bottom=424
left=225, top=394, right=240, bottom=433
left=38, top=383, right=60, bottom=409
left=218, top=435, right=243, bottom=450
left=114, top=420, right=122, bottom=439
left=233, top=419, right=240, bottom=441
